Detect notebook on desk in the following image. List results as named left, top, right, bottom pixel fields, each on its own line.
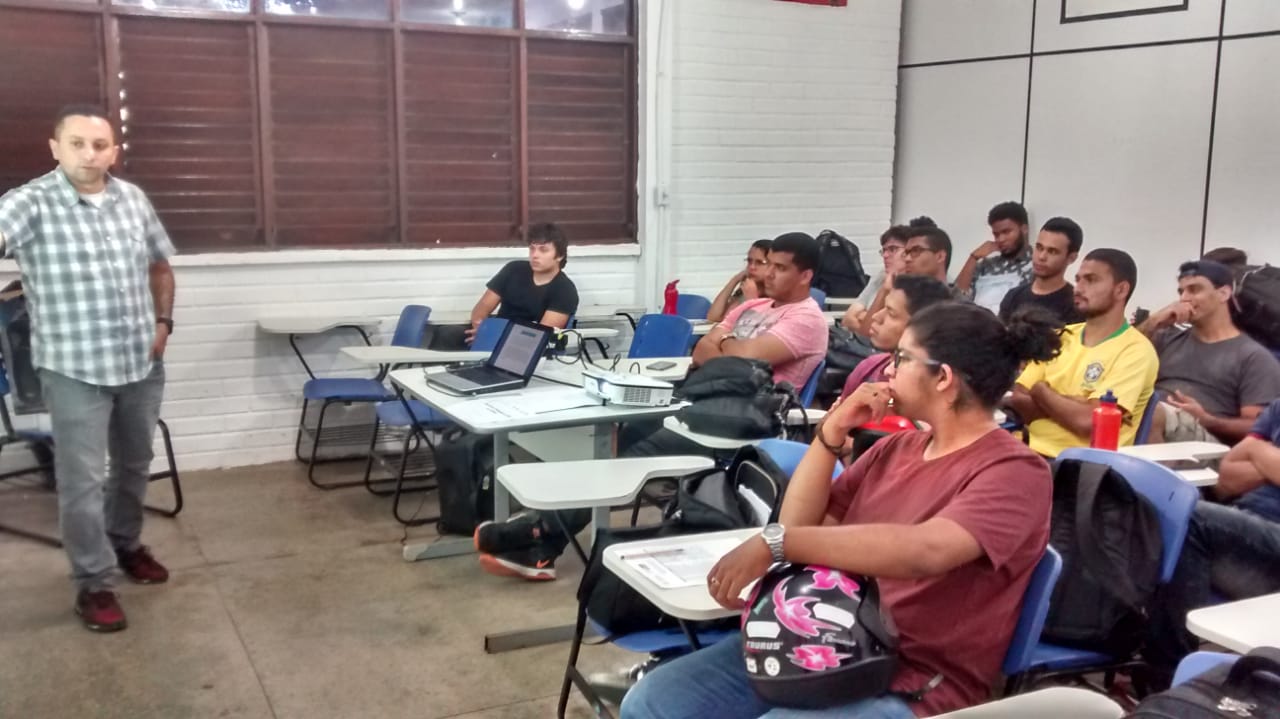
left=426, top=320, right=552, bottom=396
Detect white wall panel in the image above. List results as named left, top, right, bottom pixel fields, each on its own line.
left=1035, top=0, right=1221, bottom=52
left=900, top=0, right=1032, bottom=65
left=1024, top=43, right=1216, bottom=310
left=1224, top=0, right=1280, bottom=37
left=1205, top=36, right=1280, bottom=265
left=893, top=59, right=1028, bottom=269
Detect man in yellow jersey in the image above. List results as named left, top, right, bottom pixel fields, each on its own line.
left=1005, top=249, right=1158, bottom=458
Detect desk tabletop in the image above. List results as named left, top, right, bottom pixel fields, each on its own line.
left=496, top=455, right=714, bottom=510
left=1186, top=592, right=1280, bottom=654
left=1118, top=441, right=1229, bottom=462
left=257, top=314, right=379, bottom=334
left=603, top=528, right=758, bottom=621
left=932, top=687, right=1124, bottom=718
left=340, top=345, right=489, bottom=366
left=428, top=305, right=644, bottom=326
left=824, top=297, right=860, bottom=308
left=390, top=364, right=683, bottom=434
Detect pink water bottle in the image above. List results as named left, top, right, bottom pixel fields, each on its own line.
left=1091, top=389, right=1122, bottom=450
left=663, top=280, right=680, bottom=315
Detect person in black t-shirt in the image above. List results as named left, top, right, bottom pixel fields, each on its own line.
left=998, top=216, right=1085, bottom=325
left=466, top=223, right=579, bottom=342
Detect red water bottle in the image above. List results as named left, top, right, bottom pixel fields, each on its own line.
left=1091, top=389, right=1122, bottom=450
left=663, top=280, right=680, bottom=315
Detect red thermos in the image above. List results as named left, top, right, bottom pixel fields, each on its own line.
left=1091, top=389, right=1122, bottom=450
left=663, top=280, right=680, bottom=315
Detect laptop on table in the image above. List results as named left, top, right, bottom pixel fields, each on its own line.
left=426, top=320, right=552, bottom=396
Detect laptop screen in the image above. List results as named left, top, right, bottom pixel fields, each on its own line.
left=490, top=321, right=549, bottom=377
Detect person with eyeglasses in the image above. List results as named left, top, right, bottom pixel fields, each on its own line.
left=839, top=224, right=910, bottom=333
left=838, top=274, right=953, bottom=400
left=706, top=238, right=772, bottom=323
left=622, top=302, right=1063, bottom=719
left=853, top=217, right=950, bottom=337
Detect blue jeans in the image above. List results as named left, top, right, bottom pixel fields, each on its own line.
left=1146, top=500, right=1280, bottom=673
left=39, top=364, right=165, bottom=593
left=620, top=636, right=916, bottom=719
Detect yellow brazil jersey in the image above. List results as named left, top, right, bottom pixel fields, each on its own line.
left=1016, top=322, right=1159, bottom=458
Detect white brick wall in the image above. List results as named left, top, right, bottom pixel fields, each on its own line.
left=665, top=0, right=902, bottom=298
left=1, top=0, right=903, bottom=472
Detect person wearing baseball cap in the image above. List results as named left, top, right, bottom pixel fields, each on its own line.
left=1138, top=259, right=1280, bottom=444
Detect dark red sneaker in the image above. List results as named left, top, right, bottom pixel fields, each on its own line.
left=75, top=590, right=128, bottom=633
left=116, top=545, right=169, bottom=584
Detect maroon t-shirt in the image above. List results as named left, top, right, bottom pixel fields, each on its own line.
left=825, top=429, right=1051, bottom=717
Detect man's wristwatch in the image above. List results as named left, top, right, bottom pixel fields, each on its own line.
left=156, top=317, right=174, bottom=334
left=761, top=523, right=786, bottom=563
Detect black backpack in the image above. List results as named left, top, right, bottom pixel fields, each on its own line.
left=1231, top=265, right=1280, bottom=351
left=813, top=229, right=870, bottom=299
left=676, top=357, right=801, bottom=440
left=826, top=325, right=877, bottom=372
left=580, top=445, right=789, bottom=637
left=433, top=428, right=496, bottom=536
left=1129, top=648, right=1280, bottom=718
left=1041, top=459, right=1163, bottom=656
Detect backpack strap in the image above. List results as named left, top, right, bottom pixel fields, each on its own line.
left=1072, top=461, right=1148, bottom=611
left=1225, top=647, right=1280, bottom=689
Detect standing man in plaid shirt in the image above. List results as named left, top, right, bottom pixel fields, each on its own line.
left=0, top=105, right=176, bottom=632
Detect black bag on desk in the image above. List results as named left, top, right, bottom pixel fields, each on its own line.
left=676, top=357, right=797, bottom=439
left=1128, top=648, right=1280, bottom=718
left=581, top=446, right=789, bottom=636
left=434, top=428, right=495, bottom=536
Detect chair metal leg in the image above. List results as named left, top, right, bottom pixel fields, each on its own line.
left=305, top=400, right=373, bottom=490
left=144, top=418, right=183, bottom=517
left=294, top=398, right=311, bottom=462
left=559, top=603, right=616, bottom=719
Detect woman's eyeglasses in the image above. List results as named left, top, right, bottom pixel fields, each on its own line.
left=746, top=258, right=769, bottom=267
left=891, top=347, right=943, bottom=370
left=880, top=246, right=904, bottom=258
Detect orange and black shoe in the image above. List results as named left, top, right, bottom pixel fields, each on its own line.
left=473, top=512, right=541, bottom=554
left=478, top=545, right=557, bottom=581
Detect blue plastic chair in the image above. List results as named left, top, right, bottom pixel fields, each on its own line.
left=629, top=314, right=694, bottom=359
left=1134, top=390, right=1165, bottom=444
left=1001, top=547, right=1063, bottom=690
left=1010, top=448, right=1200, bottom=691
left=809, top=287, right=827, bottom=307
left=295, top=304, right=431, bottom=489
left=675, top=293, right=711, bottom=320
left=471, top=317, right=509, bottom=353
left=757, top=437, right=843, bottom=480
left=1172, top=651, right=1236, bottom=686
left=797, top=359, right=826, bottom=407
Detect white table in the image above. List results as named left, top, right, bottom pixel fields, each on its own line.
left=690, top=321, right=715, bottom=336
left=421, top=305, right=644, bottom=327
left=663, top=415, right=759, bottom=451
left=533, top=356, right=691, bottom=387
left=496, top=455, right=713, bottom=541
left=390, top=366, right=687, bottom=563
left=824, top=297, right=860, bottom=308
left=1119, top=441, right=1227, bottom=487
left=1186, top=592, right=1280, bottom=654
left=340, top=345, right=489, bottom=366
left=258, top=313, right=383, bottom=378
left=602, top=528, right=757, bottom=620
left=932, top=687, right=1124, bottom=718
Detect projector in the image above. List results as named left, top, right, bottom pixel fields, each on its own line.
left=582, top=366, right=675, bottom=407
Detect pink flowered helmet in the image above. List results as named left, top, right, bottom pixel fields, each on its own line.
left=741, top=564, right=898, bottom=709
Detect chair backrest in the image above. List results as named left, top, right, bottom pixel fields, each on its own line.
left=1133, top=389, right=1164, bottom=444
left=797, top=359, right=826, bottom=406
left=1056, top=447, right=1199, bottom=582
left=390, top=304, right=432, bottom=348
left=472, top=317, right=510, bottom=353
left=1172, top=651, right=1237, bottom=686
left=757, top=437, right=843, bottom=480
left=629, top=314, right=694, bottom=359
left=808, top=287, right=827, bottom=307
left=675, top=293, right=711, bottom=320
left=1002, top=546, right=1063, bottom=675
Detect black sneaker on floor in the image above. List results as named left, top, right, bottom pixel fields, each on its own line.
left=477, top=544, right=557, bottom=581
left=474, top=512, right=542, bottom=555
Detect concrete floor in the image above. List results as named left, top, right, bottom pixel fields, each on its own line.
left=0, top=459, right=635, bottom=719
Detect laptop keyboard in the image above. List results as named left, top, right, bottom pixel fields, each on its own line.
left=450, top=366, right=512, bottom=385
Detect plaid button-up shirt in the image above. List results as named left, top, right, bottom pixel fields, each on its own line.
left=0, top=169, right=175, bottom=387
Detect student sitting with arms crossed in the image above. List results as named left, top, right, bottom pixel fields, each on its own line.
left=622, top=302, right=1063, bottom=718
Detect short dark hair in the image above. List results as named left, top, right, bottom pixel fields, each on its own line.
left=988, top=201, right=1028, bottom=227
left=910, top=302, right=1063, bottom=409
left=53, top=104, right=113, bottom=140
left=879, top=225, right=911, bottom=247
left=907, top=215, right=936, bottom=229
left=769, top=231, right=821, bottom=273
left=1203, top=247, right=1248, bottom=268
left=907, top=226, right=953, bottom=271
left=750, top=238, right=773, bottom=254
left=894, top=274, right=953, bottom=315
left=1039, top=217, right=1083, bottom=254
left=528, top=222, right=568, bottom=268
left=1083, top=248, right=1138, bottom=302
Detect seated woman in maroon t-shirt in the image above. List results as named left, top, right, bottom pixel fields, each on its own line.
left=621, top=303, right=1064, bottom=719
